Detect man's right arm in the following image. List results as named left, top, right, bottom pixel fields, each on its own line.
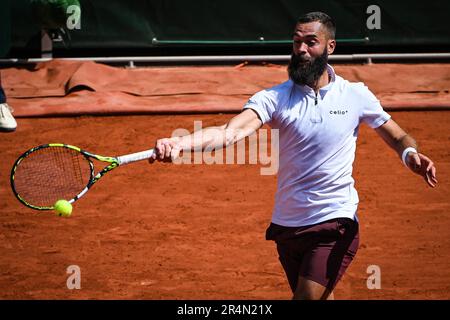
left=150, top=109, right=263, bottom=162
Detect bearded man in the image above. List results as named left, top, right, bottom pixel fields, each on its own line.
left=149, top=12, right=437, bottom=299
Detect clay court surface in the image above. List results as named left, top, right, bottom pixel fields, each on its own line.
left=0, top=62, right=449, bottom=299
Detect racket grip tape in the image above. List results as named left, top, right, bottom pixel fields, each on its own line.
left=117, top=149, right=156, bottom=165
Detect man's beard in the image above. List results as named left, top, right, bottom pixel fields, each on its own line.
left=288, top=48, right=329, bottom=87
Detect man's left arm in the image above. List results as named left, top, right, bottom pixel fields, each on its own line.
left=375, top=119, right=438, bottom=188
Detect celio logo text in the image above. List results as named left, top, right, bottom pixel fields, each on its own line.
left=330, top=110, right=348, bottom=115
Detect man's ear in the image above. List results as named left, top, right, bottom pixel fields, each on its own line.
left=327, top=39, right=336, bottom=55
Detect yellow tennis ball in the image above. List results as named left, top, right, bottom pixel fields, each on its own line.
left=54, top=200, right=72, bottom=217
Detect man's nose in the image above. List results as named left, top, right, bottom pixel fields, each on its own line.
left=294, top=42, right=308, bottom=55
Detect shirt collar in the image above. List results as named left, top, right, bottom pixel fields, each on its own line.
left=292, top=64, right=336, bottom=95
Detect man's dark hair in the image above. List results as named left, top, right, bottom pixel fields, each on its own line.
left=297, top=12, right=336, bottom=40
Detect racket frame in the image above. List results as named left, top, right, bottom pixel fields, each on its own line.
left=11, top=143, right=123, bottom=210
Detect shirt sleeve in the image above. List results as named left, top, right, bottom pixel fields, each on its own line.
left=359, top=85, right=391, bottom=128
left=242, top=90, right=276, bottom=125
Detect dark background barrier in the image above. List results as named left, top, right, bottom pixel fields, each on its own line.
left=3, top=0, right=450, bottom=58
left=0, top=0, right=11, bottom=57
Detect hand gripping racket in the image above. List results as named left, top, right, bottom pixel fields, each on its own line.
left=10, top=143, right=155, bottom=210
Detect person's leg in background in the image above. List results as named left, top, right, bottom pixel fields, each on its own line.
left=0, top=71, right=17, bottom=132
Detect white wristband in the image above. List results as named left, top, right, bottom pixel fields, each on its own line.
left=401, top=147, right=417, bottom=166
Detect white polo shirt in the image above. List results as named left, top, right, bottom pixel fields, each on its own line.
left=243, top=65, right=391, bottom=227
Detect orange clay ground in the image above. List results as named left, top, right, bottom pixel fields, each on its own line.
left=0, top=111, right=449, bottom=299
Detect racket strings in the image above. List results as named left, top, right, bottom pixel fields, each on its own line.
left=13, top=147, right=92, bottom=207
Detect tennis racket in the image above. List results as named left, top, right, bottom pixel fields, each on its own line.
left=10, top=143, right=155, bottom=210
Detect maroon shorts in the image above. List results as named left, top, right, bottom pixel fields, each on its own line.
left=266, top=217, right=359, bottom=292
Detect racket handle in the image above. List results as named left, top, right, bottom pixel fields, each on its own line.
left=117, top=149, right=156, bottom=165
